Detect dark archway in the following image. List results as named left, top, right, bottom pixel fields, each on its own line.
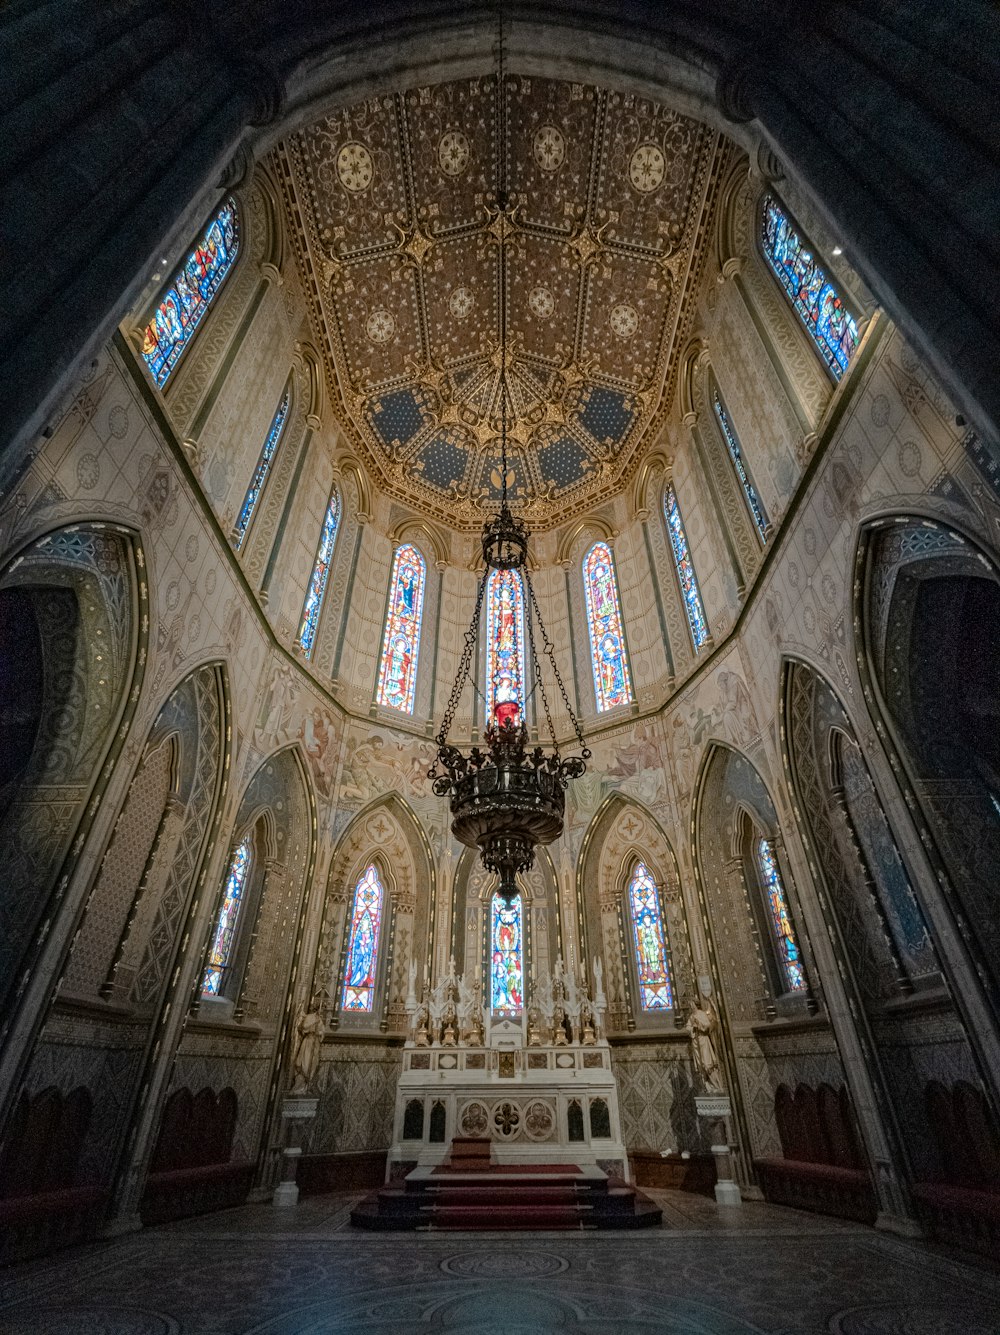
left=3, top=4, right=998, bottom=454
left=858, top=518, right=1000, bottom=1020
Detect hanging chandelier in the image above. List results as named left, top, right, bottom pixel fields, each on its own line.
left=428, top=7, right=590, bottom=904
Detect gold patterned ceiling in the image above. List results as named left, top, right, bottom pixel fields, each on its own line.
left=282, top=77, right=721, bottom=530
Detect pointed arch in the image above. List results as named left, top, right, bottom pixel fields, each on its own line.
left=582, top=541, right=633, bottom=712
left=316, top=793, right=433, bottom=1032
left=485, top=566, right=526, bottom=724
left=375, top=543, right=426, bottom=714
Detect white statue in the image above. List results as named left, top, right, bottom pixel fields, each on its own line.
left=690, top=988, right=725, bottom=1093
left=290, top=1004, right=325, bottom=1093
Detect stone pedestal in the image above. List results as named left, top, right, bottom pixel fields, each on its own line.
left=695, top=1093, right=742, bottom=1207
left=273, top=1095, right=318, bottom=1208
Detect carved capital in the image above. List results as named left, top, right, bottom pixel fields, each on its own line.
left=716, top=63, right=757, bottom=125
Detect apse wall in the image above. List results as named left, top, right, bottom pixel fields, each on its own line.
left=1, top=134, right=999, bottom=1253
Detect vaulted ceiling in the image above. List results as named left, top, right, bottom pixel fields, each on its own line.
left=281, top=76, right=723, bottom=530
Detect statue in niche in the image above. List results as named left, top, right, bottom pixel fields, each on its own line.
left=690, top=987, right=725, bottom=1093
left=290, top=1003, right=325, bottom=1094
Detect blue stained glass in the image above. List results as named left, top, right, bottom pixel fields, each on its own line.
left=376, top=544, right=426, bottom=713
left=298, top=487, right=341, bottom=657
left=628, top=862, right=673, bottom=1010
left=490, top=894, right=523, bottom=1014
left=713, top=392, right=769, bottom=542
left=202, top=837, right=252, bottom=996
left=757, top=838, right=805, bottom=992
left=141, top=201, right=239, bottom=388
left=761, top=196, right=859, bottom=380
left=582, top=542, right=633, bottom=712
left=664, top=484, right=709, bottom=651
left=235, top=388, right=290, bottom=548
left=342, top=864, right=385, bottom=1012
left=485, top=567, right=526, bottom=725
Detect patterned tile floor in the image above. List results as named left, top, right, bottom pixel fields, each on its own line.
left=1, top=1190, right=998, bottom=1334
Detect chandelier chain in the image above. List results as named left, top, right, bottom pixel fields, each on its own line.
left=433, top=567, right=490, bottom=750
left=523, top=567, right=591, bottom=758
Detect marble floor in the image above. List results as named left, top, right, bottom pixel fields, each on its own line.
left=1, top=1190, right=998, bottom=1334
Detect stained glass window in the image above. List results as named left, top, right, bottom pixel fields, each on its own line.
left=713, top=392, right=769, bottom=543
left=141, top=200, right=240, bottom=388
left=761, top=196, right=859, bottom=380
left=202, top=837, right=252, bottom=996
left=490, top=894, right=524, bottom=1014
left=235, top=387, right=290, bottom=548
left=757, top=838, right=805, bottom=992
left=582, top=542, right=633, bottom=712
left=485, top=567, right=526, bottom=724
left=342, top=863, right=385, bottom=1012
left=627, top=861, right=673, bottom=1010
left=298, top=486, right=341, bottom=657
left=376, top=544, right=426, bottom=713
left=664, top=484, right=709, bottom=651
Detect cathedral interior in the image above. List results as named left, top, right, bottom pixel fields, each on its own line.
left=2, top=3, right=1000, bottom=1331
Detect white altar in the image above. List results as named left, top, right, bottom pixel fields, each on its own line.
left=387, top=956, right=629, bottom=1179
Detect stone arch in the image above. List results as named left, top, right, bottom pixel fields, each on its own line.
left=579, top=793, right=693, bottom=1035
left=0, top=523, right=147, bottom=1066
left=196, top=743, right=315, bottom=1024
left=6, top=661, right=228, bottom=1221
left=781, top=654, right=992, bottom=1187
left=452, top=845, right=559, bottom=999
left=856, top=514, right=1000, bottom=1022
left=316, top=795, right=432, bottom=1036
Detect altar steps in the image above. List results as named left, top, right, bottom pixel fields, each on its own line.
left=351, top=1165, right=662, bottom=1231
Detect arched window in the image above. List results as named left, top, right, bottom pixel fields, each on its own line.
left=712, top=391, right=769, bottom=543
left=235, top=386, right=290, bottom=548
left=490, top=894, right=524, bottom=1015
left=202, top=836, right=252, bottom=996
left=141, top=199, right=240, bottom=388
left=760, top=195, right=859, bottom=381
left=485, top=567, right=526, bottom=725
left=664, top=484, right=709, bottom=651
left=376, top=544, right=426, bottom=713
left=582, top=542, right=633, bottom=712
left=342, top=863, right=386, bottom=1013
left=627, top=861, right=673, bottom=1010
left=757, top=838, right=805, bottom=992
left=298, top=485, right=341, bottom=657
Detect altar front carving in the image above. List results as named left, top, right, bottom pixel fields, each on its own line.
left=388, top=955, right=628, bottom=1177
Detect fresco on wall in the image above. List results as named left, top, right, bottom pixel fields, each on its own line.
left=339, top=724, right=436, bottom=808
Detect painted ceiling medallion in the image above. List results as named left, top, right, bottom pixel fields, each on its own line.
left=528, top=286, right=555, bottom=319
left=365, top=309, right=396, bottom=344
left=439, top=130, right=471, bottom=176
left=286, top=78, right=717, bottom=529
left=533, top=124, right=565, bottom=172
left=610, top=304, right=639, bottom=339
left=336, top=141, right=375, bottom=192
left=449, top=287, right=475, bottom=320
left=628, top=143, right=666, bottom=194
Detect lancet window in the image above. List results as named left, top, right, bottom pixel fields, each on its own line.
left=298, top=486, right=341, bottom=657
left=485, top=567, right=526, bottom=724
left=141, top=199, right=239, bottom=388
left=202, top=836, right=252, bottom=996
left=627, top=861, right=673, bottom=1010
left=760, top=195, right=860, bottom=380
left=712, top=391, right=769, bottom=543
left=342, top=863, right=385, bottom=1013
left=490, top=893, right=524, bottom=1015
left=582, top=542, right=633, bottom=712
left=234, top=386, right=290, bottom=547
left=664, top=484, right=709, bottom=651
left=757, top=838, right=805, bottom=991
left=376, top=544, right=426, bottom=714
